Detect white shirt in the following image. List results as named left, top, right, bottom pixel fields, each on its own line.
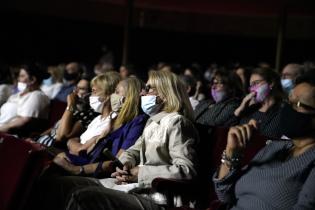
left=0, top=90, right=50, bottom=126
left=41, top=83, right=63, bottom=99
left=80, top=112, right=117, bottom=144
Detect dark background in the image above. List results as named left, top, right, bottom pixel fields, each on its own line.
left=1, top=0, right=315, bottom=72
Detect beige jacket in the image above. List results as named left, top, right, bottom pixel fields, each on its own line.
left=119, top=111, right=199, bottom=188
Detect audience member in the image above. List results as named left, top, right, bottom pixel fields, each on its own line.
left=213, top=71, right=315, bottom=209
left=41, top=65, right=64, bottom=99
left=54, top=62, right=82, bottom=102
left=180, top=74, right=199, bottom=110
left=281, top=63, right=304, bottom=95
left=194, top=69, right=243, bottom=127
left=34, top=77, right=98, bottom=147
left=233, top=67, right=284, bottom=139
left=0, top=64, right=50, bottom=136
left=64, top=71, right=120, bottom=154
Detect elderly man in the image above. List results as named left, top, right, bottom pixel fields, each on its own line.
left=281, top=63, right=304, bottom=95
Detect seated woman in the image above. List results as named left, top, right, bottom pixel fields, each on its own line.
left=62, top=71, right=121, bottom=154
left=194, top=68, right=243, bottom=127
left=233, top=67, right=284, bottom=139
left=35, top=70, right=198, bottom=210
left=52, top=77, right=148, bottom=175
left=40, top=65, right=64, bottom=99
left=0, top=64, right=50, bottom=136
left=34, top=77, right=99, bottom=147
left=213, top=72, right=315, bottom=210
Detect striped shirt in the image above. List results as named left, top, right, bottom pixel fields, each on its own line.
left=239, top=103, right=283, bottom=139
left=213, top=140, right=315, bottom=210
left=194, top=98, right=240, bottom=127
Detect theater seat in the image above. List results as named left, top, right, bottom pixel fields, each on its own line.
left=0, top=133, right=51, bottom=210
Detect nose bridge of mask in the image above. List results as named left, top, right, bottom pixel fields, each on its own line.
left=89, top=95, right=101, bottom=104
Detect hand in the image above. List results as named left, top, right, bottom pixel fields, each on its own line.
left=53, top=152, right=79, bottom=174
left=234, top=92, right=256, bottom=116
left=111, top=162, right=138, bottom=184
left=241, top=92, right=256, bottom=107
left=225, top=120, right=257, bottom=157
left=67, top=92, right=78, bottom=107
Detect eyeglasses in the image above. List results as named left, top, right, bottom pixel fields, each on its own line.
left=211, top=80, right=224, bottom=87
left=144, top=84, right=156, bottom=94
left=288, top=100, right=315, bottom=113
left=249, top=79, right=265, bottom=89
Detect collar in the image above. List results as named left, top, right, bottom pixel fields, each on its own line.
left=150, top=111, right=170, bottom=123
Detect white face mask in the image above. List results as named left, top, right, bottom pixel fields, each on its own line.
left=17, top=82, right=27, bottom=92
left=89, top=96, right=104, bottom=113
left=110, top=93, right=125, bottom=112
left=141, top=95, right=162, bottom=116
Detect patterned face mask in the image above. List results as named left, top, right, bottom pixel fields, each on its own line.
left=250, top=83, right=271, bottom=103
left=211, top=88, right=227, bottom=103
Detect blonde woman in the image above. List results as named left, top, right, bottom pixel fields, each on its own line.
left=53, top=77, right=148, bottom=176
left=37, top=71, right=199, bottom=210
left=62, top=71, right=120, bottom=154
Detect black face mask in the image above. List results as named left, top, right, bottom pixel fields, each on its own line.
left=279, top=103, right=315, bottom=139
left=64, top=71, right=78, bottom=81
left=76, top=95, right=90, bottom=111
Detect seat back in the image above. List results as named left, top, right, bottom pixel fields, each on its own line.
left=0, top=133, right=50, bottom=210
left=48, top=100, right=67, bottom=127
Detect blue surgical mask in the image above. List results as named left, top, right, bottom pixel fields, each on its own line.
left=281, top=79, right=294, bottom=94
left=42, top=76, right=53, bottom=86
left=141, top=95, right=162, bottom=116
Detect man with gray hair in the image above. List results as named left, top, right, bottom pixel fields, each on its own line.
left=281, top=63, right=304, bottom=95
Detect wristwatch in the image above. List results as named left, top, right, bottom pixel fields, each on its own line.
left=66, top=106, right=74, bottom=113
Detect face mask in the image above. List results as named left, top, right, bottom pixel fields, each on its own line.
left=211, top=89, right=227, bottom=103
left=250, top=83, right=271, bottom=103
left=110, top=93, right=125, bottom=112
left=76, top=95, right=90, bottom=111
left=42, top=76, right=53, bottom=86
left=280, top=103, right=315, bottom=139
left=63, top=72, right=78, bottom=81
left=281, top=79, right=294, bottom=94
left=89, top=96, right=104, bottom=113
left=141, top=95, right=162, bottom=116
left=17, top=82, right=27, bottom=92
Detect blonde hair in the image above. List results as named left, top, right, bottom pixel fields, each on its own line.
left=148, top=70, right=194, bottom=121
left=91, top=71, right=120, bottom=96
left=114, top=77, right=143, bottom=128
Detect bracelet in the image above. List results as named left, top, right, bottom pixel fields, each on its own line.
left=221, top=150, right=242, bottom=169
left=66, top=106, right=75, bottom=113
